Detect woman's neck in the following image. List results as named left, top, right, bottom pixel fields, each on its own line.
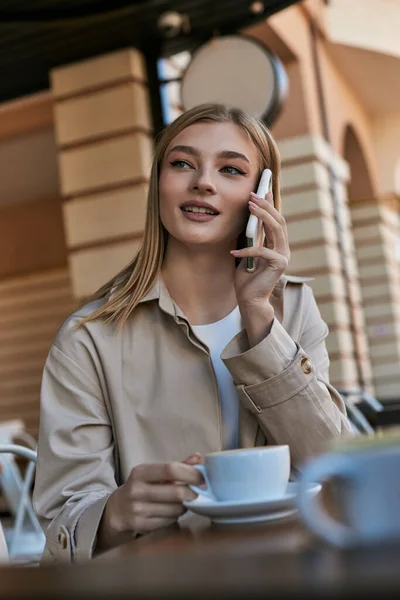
left=162, top=239, right=238, bottom=325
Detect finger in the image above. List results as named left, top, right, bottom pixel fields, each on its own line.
left=250, top=191, right=286, bottom=227
left=183, top=453, right=203, bottom=466
left=248, top=202, right=288, bottom=255
left=134, top=482, right=197, bottom=503
left=131, top=462, right=203, bottom=485
left=249, top=199, right=285, bottom=233
left=265, top=190, right=274, bottom=205
left=132, top=500, right=187, bottom=519
left=250, top=192, right=289, bottom=243
left=231, top=246, right=289, bottom=271
left=256, top=189, right=275, bottom=208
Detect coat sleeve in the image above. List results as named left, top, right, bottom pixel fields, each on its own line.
left=222, top=284, right=354, bottom=468
left=33, top=324, right=117, bottom=563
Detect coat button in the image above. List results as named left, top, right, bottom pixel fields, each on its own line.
left=58, top=531, right=68, bottom=549
left=301, top=357, right=312, bottom=374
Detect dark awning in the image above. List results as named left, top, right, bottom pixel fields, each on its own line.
left=0, top=0, right=300, bottom=103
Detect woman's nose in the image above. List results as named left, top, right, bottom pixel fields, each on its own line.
left=190, top=171, right=217, bottom=195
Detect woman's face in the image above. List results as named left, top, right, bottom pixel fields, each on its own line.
left=159, top=121, right=260, bottom=249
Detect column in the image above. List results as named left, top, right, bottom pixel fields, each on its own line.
left=351, top=197, right=400, bottom=402
left=51, top=49, right=153, bottom=300
left=278, top=134, right=374, bottom=394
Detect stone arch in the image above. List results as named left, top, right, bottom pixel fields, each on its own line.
left=343, top=124, right=376, bottom=202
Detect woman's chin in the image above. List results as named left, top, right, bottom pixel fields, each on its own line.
left=172, top=232, right=231, bottom=249
left=185, top=237, right=223, bottom=247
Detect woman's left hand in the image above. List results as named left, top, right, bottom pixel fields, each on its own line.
left=231, top=191, right=290, bottom=344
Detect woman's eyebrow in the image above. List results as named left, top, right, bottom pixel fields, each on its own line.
left=167, top=145, right=200, bottom=157
left=217, top=150, right=250, bottom=163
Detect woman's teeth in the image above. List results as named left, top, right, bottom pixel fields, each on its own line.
left=182, top=206, right=217, bottom=215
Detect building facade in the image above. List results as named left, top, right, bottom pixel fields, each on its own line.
left=1, top=0, right=399, bottom=436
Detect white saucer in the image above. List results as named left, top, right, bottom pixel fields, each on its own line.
left=183, top=482, right=321, bottom=525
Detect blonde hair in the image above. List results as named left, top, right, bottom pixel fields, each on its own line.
left=80, top=103, right=281, bottom=329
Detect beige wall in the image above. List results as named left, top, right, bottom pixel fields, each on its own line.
left=0, top=94, right=74, bottom=437
left=255, top=2, right=400, bottom=397
left=0, top=91, right=53, bottom=142
left=0, top=196, right=67, bottom=279
left=263, top=0, right=400, bottom=204
left=52, top=49, right=153, bottom=299
left=265, top=0, right=400, bottom=206
left=245, top=18, right=311, bottom=140
left=351, top=198, right=400, bottom=400
left=318, top=42, right=379, bottom=193
left=256, top=0, right=381, bottom=207
left=276, top=133, right=373, bottom=391
left=344, top=126, right=375, bottom=201
left=323, top=0, right=400, bottom=197
left=326, top=0, right=400, bottom=59
left=0, top=269, right=74, bottom=435
left=373, top=113, right=400, bottom=195
left=302, top=0, right=327, bottom=28
left=0, top=127, right=59, bottom=208
left=266, top=5, right=323, bottom=139
left=0, top=94, right=67, bottom=278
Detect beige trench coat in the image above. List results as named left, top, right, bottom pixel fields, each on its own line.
left=33, top=275, right=353, bottom=563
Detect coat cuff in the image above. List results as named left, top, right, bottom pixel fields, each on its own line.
left=72, top=494, right=110, bottom=562
left=233, top=349, right=315, bottom=414
left=221, top=318, right=297, bottom=386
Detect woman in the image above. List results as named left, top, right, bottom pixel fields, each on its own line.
left=33, top=103, right=353, bottom=563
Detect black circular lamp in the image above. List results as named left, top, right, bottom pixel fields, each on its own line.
left=181, top=35, right=288, bottom=126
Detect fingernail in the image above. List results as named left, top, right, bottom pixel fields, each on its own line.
left=249, top=201, right=258, bottom=209
left=230, top=250, right=241, bottom=255
left=250, top=192, right=260, bottom=200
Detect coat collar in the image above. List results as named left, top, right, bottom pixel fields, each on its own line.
left=136, top=273, right=313, bottom=325
left=138, top=276, right=185, bottom=319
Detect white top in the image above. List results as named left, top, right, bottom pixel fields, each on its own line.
left=192, top=306, right=243, bottom=450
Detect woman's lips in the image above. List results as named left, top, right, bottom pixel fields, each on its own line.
left=180, top=208, right=219, bottom=222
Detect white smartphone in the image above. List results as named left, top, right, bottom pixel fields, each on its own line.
left=245, top=168, right=272, bottom=272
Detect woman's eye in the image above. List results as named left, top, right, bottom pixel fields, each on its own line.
left=221, top=166, right=245, bottom=175
left=170, top=160, right=192, bottom=169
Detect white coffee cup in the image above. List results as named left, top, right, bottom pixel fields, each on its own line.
left=189, top=445, right=290, bottom=502
left=298, top=439, right=400, bottom=547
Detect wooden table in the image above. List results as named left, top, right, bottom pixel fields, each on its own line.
left=1, top=512, right=400, bottom=599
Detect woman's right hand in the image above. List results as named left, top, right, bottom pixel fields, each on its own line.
left=96, top=454, right=203, bottom=551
